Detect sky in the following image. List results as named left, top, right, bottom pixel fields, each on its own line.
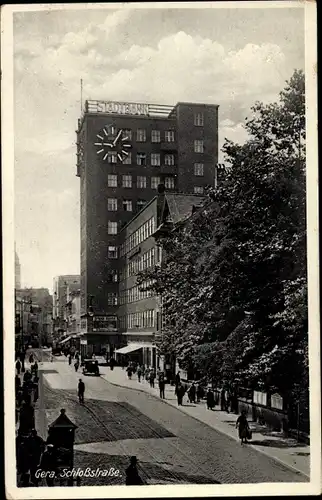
left=13, top=3, right=305, bottom=293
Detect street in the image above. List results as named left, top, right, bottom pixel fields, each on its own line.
left=31, top=349, right=307, bottom=486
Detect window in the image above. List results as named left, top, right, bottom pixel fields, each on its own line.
left=194, top=163, right=204, bottom=176
left=151, top=153, right=160, bottom=166
left=194, top=112, right=204, bottom=126
left=151, top=176, right=160, bottom=189
left=137, top=200, right=146, bottom=211
left=108, top=174, right=117, bottom=187
left=165, top=177, right=175, bottom=189
left=137, top=153, right=146, bottom=166
left=194, top=140, right=204, bottom=153
left=108, top=246, right=118, bottom=259
left=108, top=221, right=118, bottom=234
left=151, top=130, right=161, bottom=143
left=123, top=152, right=132, bottom=164
left=108, top=152, right=117, bottom=164
left=108, top=293, right=118, bottom=306
left=137, top=176, right=147, bottom=188
left=108, top=198, right=118, bottom=211
left=164, top=154, right=175, bottom=166
left=123, top=200, right=132, bottom=212
left=122, top=129, right=132, bottom=140
left=122, top=175, right=132, bottom=188
left=136, top=129, right=146, bottom=142
left=165, top=130, right=175, bottom=142
left=110, top=270, right=118, bottom=282
left=194, top=186, right=204, bottom=194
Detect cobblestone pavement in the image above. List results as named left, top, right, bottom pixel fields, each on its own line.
left=28, top=351, right=308, bottom=486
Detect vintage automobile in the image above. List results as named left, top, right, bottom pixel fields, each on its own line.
left=82, top=359, right=100, bottom=376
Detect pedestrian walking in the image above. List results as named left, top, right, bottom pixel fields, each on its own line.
left=206, top=387, right=215, bottom=410
left=159, top=373, right=165, bottom=399
left=16, top=359, right=22, bottom=375
left=68, top=354, right=72, bottom=366
left=78, top=378, right=85, bottom=404
left=137, top=366, right=142, bottom=382
left=74, top=360, right=79, bottom=372
left=196, top=383, right=204, bottom=403
left=125, top=456, right=144, bottom=485
left=225, top=389, right=231, bottom=413
left=29, top=353, right=34, bottom=364
left=220, top=388, right=226, bottom=411
left=126, top=365, right=133, bottom=380
left=175, top=371, right=181, bottom=395
left=176, top=382, right=185, bottom=406
left=32, top=361, right=38, bottom=377
left=110, top=357, right=115, bottom=371
left=236, top=410, right=250, bottom=444
left=188, top=382, right=196, bottom=403
left=145, top=368, right=150, bottom=382
left=149, top=368, right=156, bottom=388
left=19, top=400, right=35, bottom=434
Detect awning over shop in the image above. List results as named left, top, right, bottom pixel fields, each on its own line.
left=59, top=336, right=72, bottom=345
left=114, top=342, right=155, bottom=355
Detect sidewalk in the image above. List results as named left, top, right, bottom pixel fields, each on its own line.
left=99, top=366, right=310, bottom=478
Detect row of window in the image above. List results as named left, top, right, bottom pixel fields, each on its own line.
left=117, top=113, right=204, bottom=144
left=108, top=174, right=175, bottom=189
left=119, top=217, right=156, bottom=257
left=106, top=152, right=176, bottom=166
left=119, top=281, right=155, bottom=305
left=120, top=128, right=175, bottom=143
left=108, top=198, right=147, bottom=212
left=120, top=248, right=157, bottom=281
left=119, top=310, right=155, bottom=330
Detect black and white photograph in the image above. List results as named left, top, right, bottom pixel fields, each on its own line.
left=2, top=1, right=320, bottom=498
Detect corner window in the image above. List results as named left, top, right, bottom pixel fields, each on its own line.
left=194, top=163, right=204, bottom=176
left=107, top=198, right=118, bottom=211
left=165, top=130, right=175, bottom=142
left=194, top=112, right=204, bottom=126
left=108, top=221, right=118, bottom=234
left=108, top=174, right=117, bottom=187
left=194, top=186, right=204, bottom=194
left=122, top=129, right=132, bottom=140
left=194, top=140, right=204, bottom=153
left=164, top=154, right=175, bottom=166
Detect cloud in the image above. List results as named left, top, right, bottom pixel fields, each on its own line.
left=13, top=12, right=303, bottom=289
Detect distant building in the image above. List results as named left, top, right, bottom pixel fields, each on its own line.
left=76, top=98, right=219, bottom=354
left=64, top=287, right=81, bottom=337
left=15, top=288, right=53, bottom=347
left=53, top=275, right=80, bottom=339
left=15, top=248, right=21, bottom=289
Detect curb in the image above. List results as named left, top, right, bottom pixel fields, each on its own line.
left=100, top=374, right=310, bottom=480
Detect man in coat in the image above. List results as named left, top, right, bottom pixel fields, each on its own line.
left=78, top=378, right=85, bottom=404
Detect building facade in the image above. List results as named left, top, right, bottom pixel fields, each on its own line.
left=53, top=275, right=80, bottom=340
left=115, top=189, right=206, bottom=370
left=76, top=99, right=219, bottom=354
left=15, top=288, right=53, bottom=348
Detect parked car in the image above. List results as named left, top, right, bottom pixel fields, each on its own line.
left=83, top=359, right=100, bottom=376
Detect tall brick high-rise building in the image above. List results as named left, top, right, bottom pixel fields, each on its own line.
left=76, top=99, right=219, bottom=355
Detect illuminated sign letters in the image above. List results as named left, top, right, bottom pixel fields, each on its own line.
left=88, top=100, right=150, bottom=116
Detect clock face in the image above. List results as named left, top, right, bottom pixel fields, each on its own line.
left=94, top=125, right=132, bottom=163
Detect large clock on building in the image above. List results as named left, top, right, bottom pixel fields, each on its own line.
left=94, top=125, right=132, bottom=162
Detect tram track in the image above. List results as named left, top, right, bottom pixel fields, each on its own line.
left=43, top=382, right=218, bottom=485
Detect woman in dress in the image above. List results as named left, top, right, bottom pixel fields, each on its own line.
left=236, top=409, right=250, bottom=444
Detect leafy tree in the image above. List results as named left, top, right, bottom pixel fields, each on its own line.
left=137, top=70, right=307, bottom=402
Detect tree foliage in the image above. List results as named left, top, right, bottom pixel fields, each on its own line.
left=137, top=70, right=307, bottom=400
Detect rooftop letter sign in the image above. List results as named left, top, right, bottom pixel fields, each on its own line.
left=87, top=100, right=150, bottom=116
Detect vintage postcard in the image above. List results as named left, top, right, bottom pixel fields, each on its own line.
left=2, top=1, right=320, bottom=498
